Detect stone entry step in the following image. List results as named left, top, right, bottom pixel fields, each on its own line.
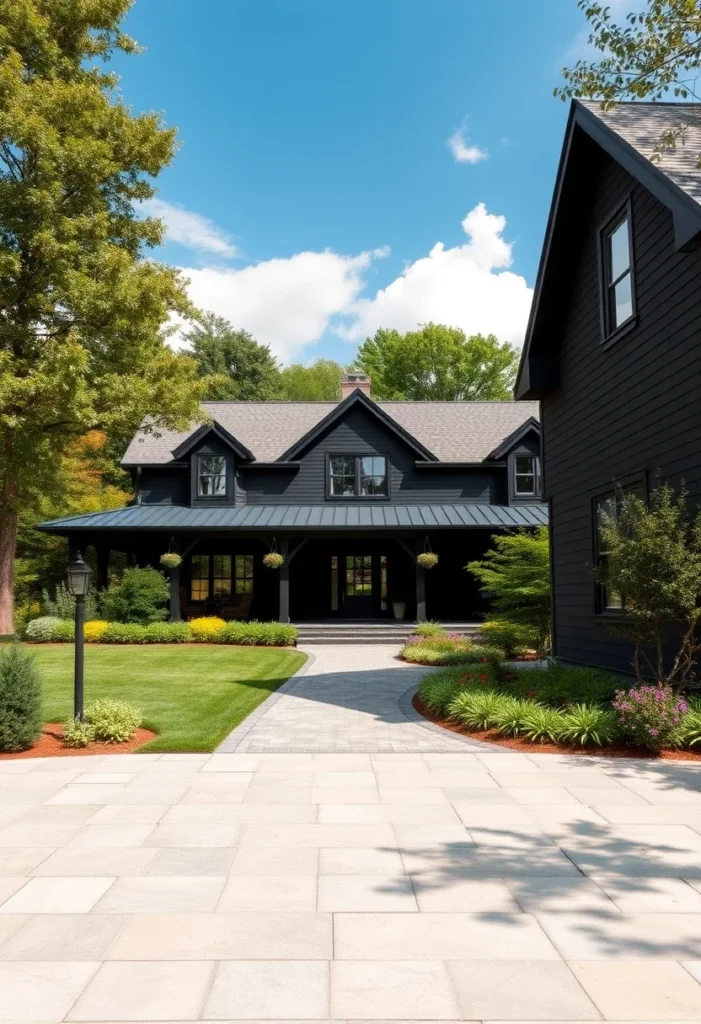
left=293, top=621, right=483, bottom=645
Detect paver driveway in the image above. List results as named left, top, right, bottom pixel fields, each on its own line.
left=1, top=647, right=701, bottom=1021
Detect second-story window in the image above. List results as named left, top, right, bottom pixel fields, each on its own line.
left=328, top=454, right=388, bottom=497
left=601, top=208, right=634, bottom=336
left=197, top=455, right=227, bottom=497
left=513, top=454, right=539, bottom=497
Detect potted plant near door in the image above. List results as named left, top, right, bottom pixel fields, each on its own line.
left=392, top=597, right=406, bottom=620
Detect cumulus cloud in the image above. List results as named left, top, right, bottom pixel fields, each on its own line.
left=340, top=203, right=532, bottom=346
left=142, top=198, right=239, bottom=258
left=446, top=119, right=488, bottom=164
left=176, top=248, right=388, bottom=362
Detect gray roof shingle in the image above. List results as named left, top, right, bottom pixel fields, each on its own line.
left=122, top=400, right=540, bottom=465
left=580, top=100, right=701, bottom=205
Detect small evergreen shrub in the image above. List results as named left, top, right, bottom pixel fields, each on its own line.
left=613, top=684, right=689, bottom=751
left=25, top=616, right=62, bottom=642
left=217, top=621, right=297, bottom=646
left=0, top=645, right=42, bottom=752
left=85, top=699, right=142, bottom=743
left=84, top=620, right=109, bottom=643
left=63, top=718, right=94, bottom=748
left=479, top=619, right=536, bottom=658
left=505, top=664, right=620, bottom=706
left=188, top=616, right=226, bottom=642
left=142, top=621, right=190, bottom=643
left=559, top=704, right=620, bottom=747
left=101, top=622, right=148, bottom=644
left=102, top=567, right=169, bottom=624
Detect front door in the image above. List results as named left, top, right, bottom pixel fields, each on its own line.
left=341, top=554, right=373, bottom=617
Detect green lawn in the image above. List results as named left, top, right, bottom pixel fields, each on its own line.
left=30, top=645, right=307, bottom=753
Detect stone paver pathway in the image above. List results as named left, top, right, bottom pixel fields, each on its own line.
left=219, top=644, right=475, bottom=753
left=2, top=646, right=701, bottom=1020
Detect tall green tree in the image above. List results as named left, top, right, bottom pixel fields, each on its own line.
left=279, top=359, right=344, bottom=401
left=356, top=324, right=519, bottom=401
left=0, top=0, right=207, bottom=633
left=184, top=313, right=283, bottom=400
left=557, top=1, right=701, bottom=160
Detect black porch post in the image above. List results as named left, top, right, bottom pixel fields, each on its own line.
left=414, top=539, right=427, bottom=622
left=169, top=563, right=181, bottom=621
left=278, top=538, right=290, bottom=623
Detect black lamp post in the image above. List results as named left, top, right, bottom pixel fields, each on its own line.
left=67, top=551, right=92, bottom=720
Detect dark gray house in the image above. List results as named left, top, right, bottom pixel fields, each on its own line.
left=516, top=100, right=701, bottom=672
left=39, top=375, right=545, bottom=624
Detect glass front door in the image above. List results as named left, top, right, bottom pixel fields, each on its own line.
left=342, top=554, right=373, bottom=616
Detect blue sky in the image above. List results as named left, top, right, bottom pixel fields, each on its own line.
left=113, top=0, right=601, bottom=364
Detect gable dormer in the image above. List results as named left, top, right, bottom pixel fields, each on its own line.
left=487, top=417, right=542, bottom=504
left=171, top=421, right=253, bottom=506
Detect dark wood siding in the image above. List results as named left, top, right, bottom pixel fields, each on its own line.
left=543, top=149, right=701, bottom=673
left=138, top=469, right=187, bottom=506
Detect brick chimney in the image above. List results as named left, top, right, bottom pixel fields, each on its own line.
left=341, top=371, right=371, bottom=400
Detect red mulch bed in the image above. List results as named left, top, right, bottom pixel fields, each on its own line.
left=413, top=694, right=701, bottom=761
left=0, top=723, right=158, bottom=760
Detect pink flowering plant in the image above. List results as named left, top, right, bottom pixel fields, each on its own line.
left=613, top=683, right=689, bottom=751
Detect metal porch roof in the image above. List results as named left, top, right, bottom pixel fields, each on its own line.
left=37, top=503, right=549, bottom=533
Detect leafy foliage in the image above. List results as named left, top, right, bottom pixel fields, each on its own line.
left=62, top=718, right=94, bottom=748
left=217, top=621, right=298, bottom=646
left=559, top=704, right=620, bottom=747
left=557, top=1, right=701, bottom=164
left=595, top=483, right=701, bottom=686
left=613, top=683, right=689, bottom=751
left=0, top=0, right=209, bottom=632
left=467, top=527, right=551, bottom=657
left=479, top=619, right=534, bottom=658
left=84, top=620, right=109, bottom=643
left=85, top=698, right=142, bottom=743
left=188, top=616, right=227, bottom=642
left=413, top=621, right=447, bottom=638
left=399, top=638, right=503, bottom=666
left=505, top=664, right=620, bottom=705
left=418, top=674, right=467, bottom=716
left=102, top=568, right=170, bottom=625
left=0, top=644, right=42, bottom=751
left=42, top=582, right=100, bottom=621
left=447, top=690, right=506, bottom=730
left=142, top=621, right=191, bottom=643
left=185, top=313, right=282, bottom=400
left=25, top=616, right=62, bottom=642
left=678, top=698, right=701, bottom=748
left=23, top=616, right=296, bottom=646
left=520, top=704, right=567, bottom=743
left=279, top=359, right=344, bottom=401
left=356, top=324, right=519, bottom=401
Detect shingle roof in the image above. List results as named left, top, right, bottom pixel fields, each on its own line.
left=579, top=100, right=701, bottom=205
left=37, top=502, right=548, bottom=533
left=122, top=400, right=540, bottom=465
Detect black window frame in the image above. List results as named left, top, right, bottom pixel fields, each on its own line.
left=196, top=453, right=228, bottom=499
left=598, top=198, right=636, bottom=344
left=326, top=453, right=390, bottom=500
left=512, top=453, right=540, bottom=498
left=591, top=472, right=646, bottom=616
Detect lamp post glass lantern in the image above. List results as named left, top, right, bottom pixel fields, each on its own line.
left=67, top=552, right=92, bottom=720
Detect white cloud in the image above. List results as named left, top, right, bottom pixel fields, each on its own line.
left=340, top=203, right=532, bottom=347
left=176, top=247, right=388, bottom=362
left=446, top=119, right=488, bottom=164
left=142, top=198, right=239, bottom=258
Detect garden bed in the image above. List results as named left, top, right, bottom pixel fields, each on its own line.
left=413, top=693, right=701, bottom=761
left=0, top=723, right=158, bottom=759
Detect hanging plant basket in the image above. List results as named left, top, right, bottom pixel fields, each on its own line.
left=417, top=552, right=439, bottom=570
left=263, top=552, right=285, bottom=570
left=160, top=553, right=182, bottom=570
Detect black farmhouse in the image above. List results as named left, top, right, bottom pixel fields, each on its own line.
left=517, top=100, right=701, bottom=672
left=39, top=374, right=546, bottom=624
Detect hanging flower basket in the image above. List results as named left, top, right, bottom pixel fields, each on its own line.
left=417, top=552, right=439, bottom=570
left=263, top=552, right=285, bottom=570
left=160, top=553, right=182, bottom=570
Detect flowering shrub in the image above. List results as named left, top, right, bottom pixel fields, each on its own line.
left=613, top=684, right=689, bottom=751
left=187, top=617, right=227, bottom=642
left=84, top=620, right=109, bottom=643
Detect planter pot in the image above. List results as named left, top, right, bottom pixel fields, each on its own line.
left=392, top=601, right=406, bottom=620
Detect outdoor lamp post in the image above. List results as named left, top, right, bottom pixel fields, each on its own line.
left=67, top=551, right=92, bottom=720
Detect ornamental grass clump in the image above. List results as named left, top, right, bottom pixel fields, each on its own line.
left=448, top=690, right=505, bottom=730
left=613, top=684, right=689, bottom=751
left=559, top=703, right=620, bottom=747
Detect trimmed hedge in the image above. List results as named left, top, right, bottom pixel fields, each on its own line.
left=24, top=617, right=297, bottom=647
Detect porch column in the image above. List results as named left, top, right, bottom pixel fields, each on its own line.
left=278, top=538, right=290, bottom=623
left=169, top=563, right=181, bottom=621
left=414, top=539, right=426, bottom=622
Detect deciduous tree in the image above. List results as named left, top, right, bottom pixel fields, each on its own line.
left=0, top=0, right=207, bottom=632
left=356, top=325, right=519, bottom=401
left=278, top=359, right=344, bottom=401
left=185, top=313, right=283, bottom=400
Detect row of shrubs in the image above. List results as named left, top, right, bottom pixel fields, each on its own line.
left=25, top=616, right=298, bottom=647
left=399, top=622, right=510, bottom=666
left=418, top=665, right=701, bottom=751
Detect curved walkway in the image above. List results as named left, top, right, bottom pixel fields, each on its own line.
left=218, top=644, right=477, bottom=753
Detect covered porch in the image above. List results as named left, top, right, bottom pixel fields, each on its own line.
left=36, top=502, right=548, bottom=624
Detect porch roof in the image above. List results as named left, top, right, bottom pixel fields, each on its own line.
left=37, top=502, right=548, bottom=533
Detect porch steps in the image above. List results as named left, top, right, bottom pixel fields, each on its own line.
left=293, top=621, right=483, bottom=645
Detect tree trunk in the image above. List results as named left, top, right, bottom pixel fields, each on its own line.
left=0, top=479, right=18, bottom=636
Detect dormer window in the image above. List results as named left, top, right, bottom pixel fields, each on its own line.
left=601, top=204, right=635, bottom=337
left=513, top=454, right=540, bottom=498
left=328, top=454, right=388, bottom=498
left=197, top=455, right=227, bottom=497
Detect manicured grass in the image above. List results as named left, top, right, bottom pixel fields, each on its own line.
left=30, top=645, right=307, bottom=753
